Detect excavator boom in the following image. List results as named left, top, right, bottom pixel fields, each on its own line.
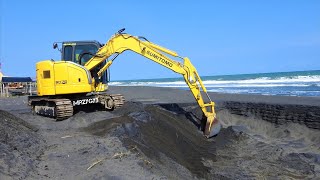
left=84, top=30, right=221, bottom=137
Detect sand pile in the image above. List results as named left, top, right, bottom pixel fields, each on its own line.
left=82, top=102, right=320, bottom=179
left=0, top=110, right=44, bottom=179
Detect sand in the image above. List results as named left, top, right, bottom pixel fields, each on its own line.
left=0, top=86, right=319, bottom=179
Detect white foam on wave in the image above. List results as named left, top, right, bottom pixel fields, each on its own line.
left=203, top=75, right=320, bottom=85
left=110, top=75, right=320, bottom=88
left=108, top=82, right=124, bottom=85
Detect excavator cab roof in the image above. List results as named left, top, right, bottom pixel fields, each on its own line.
left=61, top=40, right=103, bottom=46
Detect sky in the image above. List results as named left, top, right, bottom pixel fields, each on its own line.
left=1, top=0, right=319, bottom=80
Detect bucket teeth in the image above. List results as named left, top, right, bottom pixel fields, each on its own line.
left=204, top=117, right=221, bottom=138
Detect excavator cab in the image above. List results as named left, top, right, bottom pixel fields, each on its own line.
left=57, top=41, right=109, bottom=84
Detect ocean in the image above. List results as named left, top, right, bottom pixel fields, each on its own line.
left=109, top=70, right=320, bottom=97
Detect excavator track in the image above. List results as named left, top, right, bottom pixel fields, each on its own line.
left=30, top=94, right=124, bottom=120
left=53, top=99, right=74, bottom=120
left=31, top=98, right=74, bottom=120
left=110, top=94, right=125, bottom=109
left=98, top=94, right=125, bottom=109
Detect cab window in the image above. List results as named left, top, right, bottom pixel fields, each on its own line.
left=74, top=44, right=98, bottom=65
left=63, top=46, right=73, bottom=61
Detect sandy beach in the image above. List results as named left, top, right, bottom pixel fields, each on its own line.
left=1, top=86, right=319, bottom=179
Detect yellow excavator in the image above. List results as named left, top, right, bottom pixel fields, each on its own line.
left=28, top=29, right=221, bottom=137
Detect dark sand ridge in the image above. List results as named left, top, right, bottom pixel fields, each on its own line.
left=0, top=86, right=320, bottom=179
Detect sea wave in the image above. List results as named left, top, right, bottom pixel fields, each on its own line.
left=202, top=75, right=320, bottom=85
left=109, top=75, right=320, bottom=88
left=109, top=73, right=320, bottom=96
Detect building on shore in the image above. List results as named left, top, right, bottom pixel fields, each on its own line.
left=1, top=73, right=34, bottom=97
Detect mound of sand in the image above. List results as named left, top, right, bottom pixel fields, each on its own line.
left=82, top=102, right=320, bottom=179
left=0, top=110, right=44, bottom=179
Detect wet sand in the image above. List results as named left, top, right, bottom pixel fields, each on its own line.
left=0, top=86, right=319, bottom=179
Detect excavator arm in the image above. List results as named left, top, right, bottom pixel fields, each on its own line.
left=84, top=29, right=221, bottom=137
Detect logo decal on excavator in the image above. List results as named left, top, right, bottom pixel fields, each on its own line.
left=146, top=50, right=173, bottom=67
left=72, top=97, right=99, bottom=106
left=56, top=80, right=67, bottom=84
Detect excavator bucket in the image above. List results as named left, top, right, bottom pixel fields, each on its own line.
left=204, top=116, right=222, bottom=138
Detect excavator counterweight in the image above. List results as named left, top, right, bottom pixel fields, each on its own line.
left=28, top=29, right=221, bottom=138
